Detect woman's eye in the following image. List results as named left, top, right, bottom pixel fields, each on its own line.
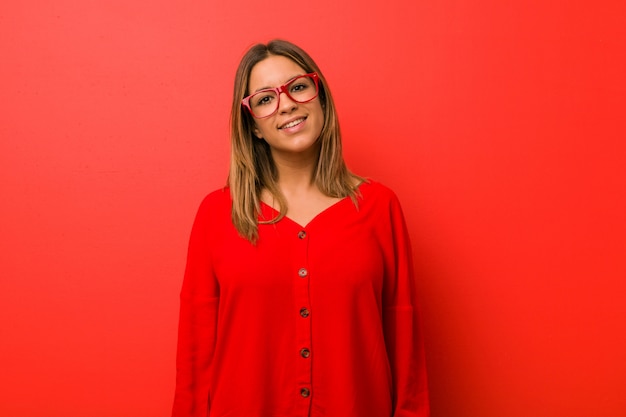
left=290, top=83, right=308, bottom=93
left=255, top=94, right=274, bottom=106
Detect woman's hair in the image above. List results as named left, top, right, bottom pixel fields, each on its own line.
left=228, top=39, right=362, bottom=243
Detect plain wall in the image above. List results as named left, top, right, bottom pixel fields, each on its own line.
left=1, top=1, right=625, bottom=416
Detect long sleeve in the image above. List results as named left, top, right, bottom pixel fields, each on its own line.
left=382, top=193, right=430, bottom=417
left=172, top=196, right=221, bottom=417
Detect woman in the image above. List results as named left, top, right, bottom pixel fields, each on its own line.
left=172, top=39, right=429, bottom=417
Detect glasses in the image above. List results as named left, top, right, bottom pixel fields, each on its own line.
left=242, top=73, right=320, bottom=119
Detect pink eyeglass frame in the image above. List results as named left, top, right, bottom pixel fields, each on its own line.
left=241, top=72, right=320, bottom=119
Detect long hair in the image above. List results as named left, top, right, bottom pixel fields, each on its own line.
left=228, top=39, right=362, bottom=243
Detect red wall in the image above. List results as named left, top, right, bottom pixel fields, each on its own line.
left=1, top=1, right=625, bottom=416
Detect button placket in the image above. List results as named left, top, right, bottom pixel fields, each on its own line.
left=294, top=228, right=313, bottom=408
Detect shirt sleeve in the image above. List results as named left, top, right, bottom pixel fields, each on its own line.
left=382, top=192, right=430, bottom=417
left=172, top=196, right=220, bottom=417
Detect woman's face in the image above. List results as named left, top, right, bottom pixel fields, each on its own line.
left=247, top=55, right=324, bottom=159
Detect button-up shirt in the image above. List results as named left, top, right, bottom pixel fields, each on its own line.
left=172, top=180, right=429, bottom=417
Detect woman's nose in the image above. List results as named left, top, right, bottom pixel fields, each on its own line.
left=278, top=91, right=297, bottom=113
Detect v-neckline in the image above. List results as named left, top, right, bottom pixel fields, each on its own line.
left=259, top=182, right=366, bottom=229
left=260, top=196, right=350, bottom=229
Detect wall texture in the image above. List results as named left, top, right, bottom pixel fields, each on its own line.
left=1, top=1, right=625, bottom=416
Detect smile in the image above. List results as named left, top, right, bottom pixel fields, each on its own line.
left=279, top=117, right=306, bottom=129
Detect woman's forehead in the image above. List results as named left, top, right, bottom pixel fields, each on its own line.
left=248, top=55, right=306, bottom=91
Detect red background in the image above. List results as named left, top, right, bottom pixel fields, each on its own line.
left=1, top=1, right=625, bottom=416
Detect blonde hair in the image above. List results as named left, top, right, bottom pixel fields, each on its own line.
left=228, top=39, right=362, bottom=243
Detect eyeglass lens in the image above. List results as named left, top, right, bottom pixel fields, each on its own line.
left=249, top=75, right=317, bottom=118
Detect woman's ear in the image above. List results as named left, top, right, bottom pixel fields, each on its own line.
left=253, top=125, right=263, bottom=139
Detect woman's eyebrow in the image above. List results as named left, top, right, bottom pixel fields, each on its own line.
left=252, top=74, right=305, bottom=93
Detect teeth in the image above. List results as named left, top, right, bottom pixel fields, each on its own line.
left=281, top=118, right=304, bottom=129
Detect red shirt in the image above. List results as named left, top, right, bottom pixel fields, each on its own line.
left=172, top=180, right=429, bottom=417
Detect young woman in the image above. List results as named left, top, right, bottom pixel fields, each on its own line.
left=172, top=39, right=429, bottom=417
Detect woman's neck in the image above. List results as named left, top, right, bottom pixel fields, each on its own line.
left=270, top=146, right=319, bottom=196
left=274, top=158, right=316, bottom=197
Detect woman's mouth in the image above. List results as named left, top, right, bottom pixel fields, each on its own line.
left=279, top=117, right=306, bottom=130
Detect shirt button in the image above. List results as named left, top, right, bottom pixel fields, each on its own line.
left=300, top=387, right=310, bottom=398
left=298, top=230, right=307, bottom=239
left=300, top=348, right=311, bottom=358
left=298, top=268, right=308, bottom=278
left=300, top=307, right=310, bottom=318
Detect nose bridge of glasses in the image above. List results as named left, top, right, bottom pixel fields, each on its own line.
left=276, top=84, right=297, bottom=108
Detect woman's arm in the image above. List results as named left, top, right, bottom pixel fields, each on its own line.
left=172, top=196, right=220, bottom=417
left=382, top=193, right=430, bottom=417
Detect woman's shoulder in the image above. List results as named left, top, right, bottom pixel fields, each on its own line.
left=195, top=186, right=232, bottom=216
left=356, top=179, right=409, bottom=232
left=202, top=186, right=231, bottom=202
left=358, top=178, right=402, bottom=205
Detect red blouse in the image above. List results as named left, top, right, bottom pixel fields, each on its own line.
left=172, top=180, right=429, bottom=417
